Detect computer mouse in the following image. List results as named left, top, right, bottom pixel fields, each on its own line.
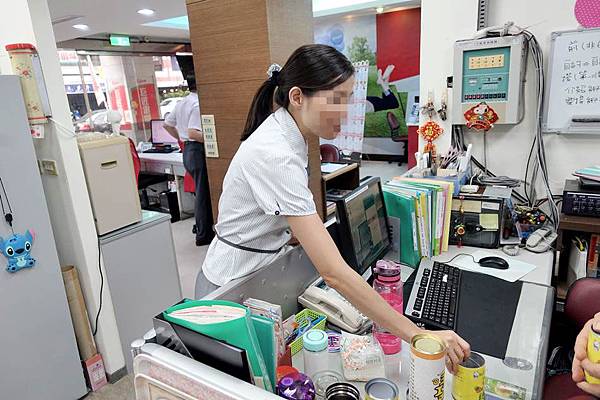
left=478, top=256, right=509, bottom=270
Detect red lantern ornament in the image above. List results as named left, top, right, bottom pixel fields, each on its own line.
left=464, top=102, right=499, bottom=132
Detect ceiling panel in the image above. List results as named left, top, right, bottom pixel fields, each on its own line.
left=48, top=0, right=190, bottom=42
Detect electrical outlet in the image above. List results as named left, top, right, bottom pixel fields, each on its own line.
left=41, top=159, right=58, bottom=176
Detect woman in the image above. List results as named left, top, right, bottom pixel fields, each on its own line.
left=198, top=44, right=470, bottom=371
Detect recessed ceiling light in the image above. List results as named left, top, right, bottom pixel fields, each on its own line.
left=72, top=24, right=90, bottom=30
left=137, top=8, right=155, bottom=16
left=376, top=6, right=384, bottom=13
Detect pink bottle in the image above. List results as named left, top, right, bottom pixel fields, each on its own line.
left=372, top=260, right=403, bottom=354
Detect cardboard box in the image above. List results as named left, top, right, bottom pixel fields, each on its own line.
left=83, top=353, right=107, bottom=392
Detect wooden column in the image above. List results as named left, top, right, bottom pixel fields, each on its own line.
left=186, top=0, right=323, bottom=219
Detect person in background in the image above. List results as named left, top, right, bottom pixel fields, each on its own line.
left=163, top=76, right=214, bottom=246
left=573, top=313, right=600, bottom=397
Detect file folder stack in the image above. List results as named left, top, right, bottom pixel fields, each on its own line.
left=383, top=177, right=454, bottom=267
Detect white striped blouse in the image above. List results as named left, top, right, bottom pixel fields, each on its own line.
left=201, top=107, right=317, bottom=286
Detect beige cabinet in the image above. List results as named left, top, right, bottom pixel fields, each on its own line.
left=78, top=135, right=142, bottom=235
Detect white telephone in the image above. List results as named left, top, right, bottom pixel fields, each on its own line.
left=298, top=285, right=370, bottom=333
left=137, top=141, right=153, bottom=152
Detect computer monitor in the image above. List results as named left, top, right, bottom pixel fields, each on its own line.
left=334, top=177, right=391, bottom=275
left=151, top=119, right=178, bottom=145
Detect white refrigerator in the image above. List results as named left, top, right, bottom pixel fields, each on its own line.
left=0, top=76, right=87, bottom=399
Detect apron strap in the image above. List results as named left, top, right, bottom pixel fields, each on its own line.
left=215, top=232, right=284, bottom=254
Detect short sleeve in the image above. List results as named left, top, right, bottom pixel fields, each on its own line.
left=164, top=108, right=177, bottom=127
left=187, top=106, right=202, bottom=131
left=243, top=153, right=316, bottom=216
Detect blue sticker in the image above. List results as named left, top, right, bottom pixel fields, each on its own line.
left=0, top=230, right=36, bottom=273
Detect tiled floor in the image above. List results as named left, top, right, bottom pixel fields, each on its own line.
left=171, top=217, right=210, bottom=299
left=84, top=160, right=405, bottom=399
left=84, top=375, right=135, bottom=400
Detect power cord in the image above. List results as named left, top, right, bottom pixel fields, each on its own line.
left=0, top=176, right=14, bottom=234
left=49, top=117, right=77, bottom=138
left=92, top=235, right=103, bottom=337
left=440, top=253, right=477, bottom=265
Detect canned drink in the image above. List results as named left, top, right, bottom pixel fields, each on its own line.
left=365, top=378, right=399, bottom=400
left=586, top=325, right=600, bottom=384
left=452, top=352, right=485, bottom=400
left=408, top=334, right=447, bottom=400
left=325, top=382, right=360, bottom=400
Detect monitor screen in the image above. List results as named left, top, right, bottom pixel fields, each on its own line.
left=335, top=177, right=390, bottom=275
left=151, top=119, right=178, bottom=144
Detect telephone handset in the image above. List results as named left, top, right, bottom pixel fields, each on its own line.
left=298, top=285, right=370, bottom=333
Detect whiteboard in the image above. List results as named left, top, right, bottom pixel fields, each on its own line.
left=543, top=28, right=600, bottom=134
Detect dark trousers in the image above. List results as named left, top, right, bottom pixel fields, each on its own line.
left=183, top=141, right=213, bottom=241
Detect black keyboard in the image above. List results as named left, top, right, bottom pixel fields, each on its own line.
left=406, top=261, right=462, bottom=330
left=144, top=147, right=178, bottom=154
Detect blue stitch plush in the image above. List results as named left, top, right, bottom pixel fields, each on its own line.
left=0, top=230, right=36, bottom=273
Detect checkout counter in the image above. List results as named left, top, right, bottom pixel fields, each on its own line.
left=130, top=181, right=554, bottom=400
left=132, top=249, right=553, bottom=399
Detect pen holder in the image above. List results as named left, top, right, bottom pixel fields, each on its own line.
left=289, top=309, right=327, bottom=356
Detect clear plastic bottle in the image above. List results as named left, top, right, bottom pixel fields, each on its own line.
left=302, top=329, right=342, bottom=397
left=372, top=260, right=403, bottom=354
left=303, top=329, right=329, bottom=378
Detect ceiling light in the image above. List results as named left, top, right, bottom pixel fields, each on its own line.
left=72, top=24, right=90, bottom=31
left=376, top=6, right=384, bottom=13
left=137, top=9, right=155, bottom=16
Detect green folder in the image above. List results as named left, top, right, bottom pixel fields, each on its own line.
left=383, top=188, right=421, bottom=267
left=386, top=182, right=431, bottom=257
left=251, top=314, right=277, bottom=390
left=164, top=300, right=273, bottom=392
left=399, top=182, right=443, bottom=256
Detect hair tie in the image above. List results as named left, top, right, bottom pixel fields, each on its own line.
left=266, top=63, right=281, bottom=85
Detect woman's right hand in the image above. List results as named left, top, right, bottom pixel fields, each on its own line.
left=423, top=330, right=471, bottom=374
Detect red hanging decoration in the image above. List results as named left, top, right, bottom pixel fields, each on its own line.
left=418, top=120, right=444, bottom=155
left=464, top=102, right=499, bottom=132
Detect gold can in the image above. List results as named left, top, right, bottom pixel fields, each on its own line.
left=408, top=333, right=447, bottom=400
left=452, top=352, right=485, bottom=400
left=586, top=326, right=600, bottom=384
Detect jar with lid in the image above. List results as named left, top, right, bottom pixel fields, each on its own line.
left=303, top=329, right=329, bottom=378
left=302, top=329, right=343, bottom=396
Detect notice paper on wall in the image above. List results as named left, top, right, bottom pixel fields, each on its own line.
left=450, top=251, right=536, bottom=282
left=320, top=61, right=369, bottom=158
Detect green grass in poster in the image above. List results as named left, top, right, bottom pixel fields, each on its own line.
left=364, top=65, right=408, bottom=138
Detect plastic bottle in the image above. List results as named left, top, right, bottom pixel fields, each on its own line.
left=372, top=260, right=403, bottom=354
left=302, top=329, right=342, bottom=396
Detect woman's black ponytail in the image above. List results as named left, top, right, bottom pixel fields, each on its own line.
left=241, top=44, right=354, bottom=141
left=241, top=79, right=278, bottom=141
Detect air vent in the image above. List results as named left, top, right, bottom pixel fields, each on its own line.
left=51, top=15, right=84, bottom=25
left=477, top=0, right=488, bottom=30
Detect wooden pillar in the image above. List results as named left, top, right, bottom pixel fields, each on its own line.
left=186, top=0, right=323, bottom=219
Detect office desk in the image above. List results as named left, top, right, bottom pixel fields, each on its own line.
left=384, top=245, right=554, bottom=286
left=133, top=244, right=554, bottom=399
left=137, top=152, right=193, bottom=216
left=292, top=279, right=553, bottom=400
left=138, top=152, right=185, bottom=176
left=431, top=246, right=554, bottom=286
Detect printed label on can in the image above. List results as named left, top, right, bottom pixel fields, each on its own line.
left=409, top=348, right=446, bottom=399
left=586, top=327, right=600, bottom=384
left=452, top=353, right=485, bottom=400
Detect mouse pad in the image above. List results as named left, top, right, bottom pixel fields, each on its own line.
left=455, top=270, right=523, bottom=359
